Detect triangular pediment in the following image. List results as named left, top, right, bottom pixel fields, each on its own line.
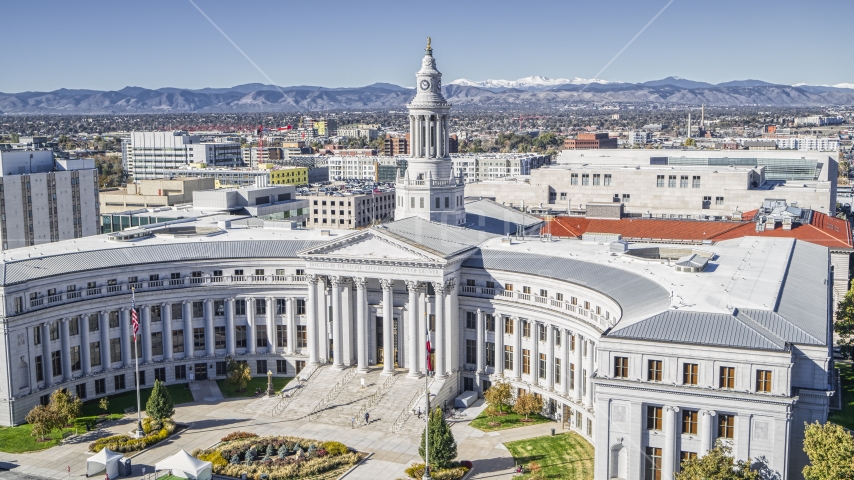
left=298, top=230, right=442, bottom=263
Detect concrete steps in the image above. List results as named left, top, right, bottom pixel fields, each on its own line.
left=281, top=366, right=350, bottom=420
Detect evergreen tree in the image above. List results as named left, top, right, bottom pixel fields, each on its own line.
left=418, top=406, right=457, bottom=469
left=146, top=380, right=175, bottom=421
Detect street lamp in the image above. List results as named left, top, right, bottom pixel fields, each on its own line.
left=267, top=370, right=275, bottom=396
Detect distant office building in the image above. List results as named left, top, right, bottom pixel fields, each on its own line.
left=383, top=133, right=410, bottom=156
left=313, top=118, right=338, bottom=136
left=170, top=165, right=308, bottom=188
left=128, top=131, right=242, bottom=180
left=453, top=153, right=550, bottom=183
left=449, top=134, right=459, bottom=154
left=99, top=177, right=215, bottom=214
left=0, top=150, right=99, bottom=250
left=338, top=126, right=378, bottom=141
left=327, top=156, right=391, bottom=181
left=795, top=115, right=845, bottom=127
left=774, top=137, right=839, bottom=151
left=563, top=132, right=618, bottom=150
left=337, top=149, right=378, bottom=157
left=627, top=131, right=652, bottom=144
left=306, top=191, right=395, bottom=229
left=744, top=140, right=777, bottom=150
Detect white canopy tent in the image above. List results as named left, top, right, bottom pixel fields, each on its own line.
left=154, top=449, right=212, bottom=480
left=86, top=448, right=123, bottom=478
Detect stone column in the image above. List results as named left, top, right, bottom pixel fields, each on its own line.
left=225, top=298, right=236, bottom=355
left=266, top=296, right=275, bottom=354
left=99, top=311, right=110, bottom=369
left=512, top=317, right=521, bottom=380
left=585, top=339, right=595, bottom=408
left=80, top=314, right=91, bottom=376
left=205, top=299, right=215, bottom=356
left=476, top=309, right=484, bottom=379
left=446, top=279, right=458, bottom=374
left=307, top=275, right=319, bottom=366
left=330, top=278, right=343, bottom=369
left=246, top=297, right=256, bottom=355
left=546, top=325, right=555, bottom=391
left=41, top=323, right=52, bottom=386
left=163, top=303, right=173, bottom=361
left=663, top=406, right=680, bottom=479
left=183, top=301, right=193, bottom=358
left=419, top=289, right=428, bottom=375
left=318, top=280, right=329, bottom=362
left=120, top=308, right=131, bottom=367
left=531, top=321, right=540, bottom=385
left=59, top=318, right=71, bottom=382
left=433, top=281, right=446, bottom=379
left=355, top=278, right=368, bottom=372
left=381, top=279, right=395, bottom=375
left=444, top=116, right=449, bottom=157
left=700, top=410, right=717, bottom=455
left=140, top=305, right=151, bottom=364
left=561, top=329, right=570, bottom=396
left=406, top=281, right=421, bottom=378
left=286, top=298, right=296, bottom=355
left=574, top=334, right=583, bottom=403
left=495, top=315, right=504, bottom=377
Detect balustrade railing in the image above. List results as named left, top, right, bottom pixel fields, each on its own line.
left=355, top=374, right=397, bottom=428
left=307, top=368, right=357, bottom=421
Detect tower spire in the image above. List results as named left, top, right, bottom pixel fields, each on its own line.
left=426, top=37, right=432, bottom=55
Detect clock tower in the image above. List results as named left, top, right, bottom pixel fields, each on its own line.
left=394, top=38, right=466, bottom=226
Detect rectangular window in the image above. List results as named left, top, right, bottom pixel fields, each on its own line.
left=680, top=175, right=688, bottom=188
left=76, top=383, right=87, bottom=399
left=94, top=378, right=106, bottom=395
left=297, top=326, right=307, bottom=347
left=193, top=328, right=205, bottom=349
left=171, top=303, right=183, bottom=320
left=680, top=451, right=697, bottom=462
left=656, top=175, right=665, bottom=187
left=692, top=176, right=701, bottom=188
left=719, top=366, right=735, bottom=389
left=235, top=300, right=246, bottom=316
left=522, top=321, right=530, bottom=338
left=69, top=317, right=79, bottom=336
left=276, top=359, right=288, bottom=375
left=522, top=349, right=530, bottom=374
left=33, top=327, right=41, bottom=346
left=504, top=317, right=514, bottom=334
left=485, top=314, right=495, bottom=332
left=614, top=357, right=629, bottom=378
left=718, top=414, right=735, bottom=439
left=154, top=367, right=166, bottom=382
left=504, top=346, right=513, bottom=371
left=581, top=174, right=589, bottom=185
left=466, top=340, right=476, bottom=364
left=555, top=358, right=561, bottom=383
left=51, top=351, right=62, bottom=377
left=569, top=364, right=575, bottom=390
left=214, top=301, right=224, bottom=317
left=255, top=298, right=266, bottom=315
left=215, top=327, right=226, bottom=349
left=175, top=365, right=187, bottom=380
left=276, top=325, right=287, bottom=348
left=172, top=330, right=185, bottom=353
left=136, top=370, right=146, bottom=387
left=296, top=299, right=306, bottom=315
left=570, top=173, right=578, bottom=185
left=35, top=355, right=43, bottom=381
left=645, top=447, right=662, bottom=480
left=683, top=363, right=698, bottom=385
left=192, top=301, right=203, bottom=318
left=538, top=353, right=546, bottom=379
left=151, top=305, right=162, bottom=322
left=504, top=283, right=513, bottom=292
left=49, top=322, right=59, bottom=341
left=648, top=360, right=663, bottom=382
left=235, top=326, right=247, bottom=348
left=647, top=406, right=663, bottom=431
left=256, top=325, right=268, bottom=348
left=70, top=346, right=81, bottom=371
left=622, top=193, right=630, bottom=203
left=604, top=174, right=611, bottom=186
left=539, top=324, right=547, bottom=342
left=682, top=410, right=699, bottom=434
left=114, top=374, right=126, bottom=390
left=89, top=316, right=99, bottom=332
left=90, top=342, right=101, bottom=367
left=486, top=342, right=495, bottom=367
left=668, top=175, right=676, bottom=188
left=148, top=332, right=162, bottom=356
left=756, top=370, right=772, bottom=393
left=110, top=338, right=122, bottom=363
left=256, top=359, right=268, bottom=375
left=276, top=299, right=286, bottom=315
left=715, top=196, right=724, bottom=205
left=215, top=362, right=226, bottom=376
left=593, top=174, right=601, bottom=186
left=465, top=311, right=476, bottom=330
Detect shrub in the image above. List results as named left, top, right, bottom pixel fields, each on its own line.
left=460, top=460, right=473, bottom=469
left=88, top=419, right=176, bottom=453
left=198, top=451, right=228, bottom=468
left=406, top=463, right=426, bottom=478
left=221, top=431, right=258, bottom=442
left=322, top=441, right=349, bottom=456
left=230, top=454, right=240, bottom=465
left=405, top=462, right=468, bottom=480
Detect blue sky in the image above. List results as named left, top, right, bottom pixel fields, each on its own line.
left=2, top=0, right=850, bottom=92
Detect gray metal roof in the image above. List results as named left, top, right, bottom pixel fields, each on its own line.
left=773, top=240, right=830, bottom=344
left=376, top=217, right=498, bottom=258
left=675, top=254, right=708, bottom=268
left=463, top=199, right=544, bottom=236
left=607, top=310, right=788, bottom=351
left=463, top=249, right=671, bottom=324
left=0, top=240, right=323, bottom=286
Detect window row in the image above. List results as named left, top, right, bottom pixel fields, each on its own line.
left=613, top=357, right=773, bottom=393
left=655, top=175, right=701, bottom=188
left=646, top=406, right=735, bottom=438
left=569, top=173, right=612, bottom=186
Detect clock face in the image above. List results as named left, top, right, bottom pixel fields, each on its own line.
left=420, top=80, right=431, bottom=91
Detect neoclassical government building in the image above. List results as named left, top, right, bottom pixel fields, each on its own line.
left=0, top=43, right=834, bottom=480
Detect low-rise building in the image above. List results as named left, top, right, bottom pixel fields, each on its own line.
left=563, top=132, right=618, bottom=150
left=383, top=133, right=410, bottom=156
left=128, top=131, right=242, bottom=180
left=99, top=177, right=215, bottom=214
left=169, top=165, right=308, bottom=188
left=627, top=131, right=653, bottom=144
left=306, top=191, right=395, bottom=229
left=452, top=153, right=550, bottom=183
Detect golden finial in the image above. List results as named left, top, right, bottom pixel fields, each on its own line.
left=427, top=37, right=432, bottom=50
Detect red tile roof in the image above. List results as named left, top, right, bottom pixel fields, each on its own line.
left=543, top=212, right=852, bottom=249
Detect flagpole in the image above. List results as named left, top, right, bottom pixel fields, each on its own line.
left=132, top=287, right=143, bottom=438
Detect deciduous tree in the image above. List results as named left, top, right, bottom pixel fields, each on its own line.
left=676, top=440, right=758, bottom=479
left=802, top=421, right=854, bottom=480
left=226, top=356, right=251, bottom=392
left=25, top=404, right=62, bottom=442
left=836, top=286, right=854, bottom=358
left=513, top=391, right=543, bottom=421
left=483, top=381, right=513, bottom=415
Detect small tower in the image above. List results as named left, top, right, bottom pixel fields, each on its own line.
left=394, top=38, right=466, bottom=225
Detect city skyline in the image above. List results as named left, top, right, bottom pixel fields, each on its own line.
left=2, top=0, right=851, bottom=93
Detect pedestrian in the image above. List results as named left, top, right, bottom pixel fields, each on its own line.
left=351, top=417, right=355, bottom=429
left=417, top=407, right=422, bottom=419
left=364, top=411, right=370, bottom=424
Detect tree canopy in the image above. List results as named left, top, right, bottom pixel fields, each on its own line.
left=226, top=356, right=252, bottom=392
left=802, top=421, right=854, bottom=480
left=676, top=440, right=758, bottom=480
left=835, top=285, right=854, bottom=359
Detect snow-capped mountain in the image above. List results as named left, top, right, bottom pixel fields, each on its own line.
left=448, top=76, right=619, bottom=92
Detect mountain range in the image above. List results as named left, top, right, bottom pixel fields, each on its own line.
left=1, top=77, right=853, bottom=114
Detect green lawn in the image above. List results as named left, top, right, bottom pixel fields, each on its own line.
left=504, top=432, right=594, bottom=479
left=80, top=383, right=194, bottom=417
left=830, top=362, right=854, bottom=430
left=470, top=406, right=552, bottom=432
left=216, top=377, right=293, bottom=398
left=0, top=414, right=122, bottom=453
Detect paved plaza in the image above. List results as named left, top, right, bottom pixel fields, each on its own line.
left=0, top=369, right=565, bottom=479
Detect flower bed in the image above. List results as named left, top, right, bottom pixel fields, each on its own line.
left=88, top=418, right=176, bottom=453
left=193, top=434, right=363, bottom=480
left=405, top=462, right=471, bottom=480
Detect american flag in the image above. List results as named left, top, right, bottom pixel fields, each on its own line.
left=130, top=289, right=139, bottom=340
left=425, top=327, right=433, bottom=373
